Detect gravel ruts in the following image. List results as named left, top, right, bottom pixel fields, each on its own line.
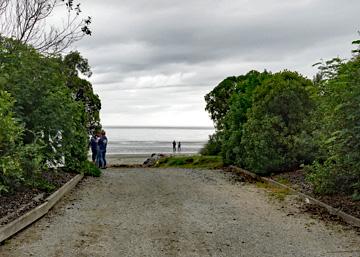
left=0, top=168, right=359, bottom=257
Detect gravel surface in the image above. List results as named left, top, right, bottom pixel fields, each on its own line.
left=1, top=168, right=359, bottom=257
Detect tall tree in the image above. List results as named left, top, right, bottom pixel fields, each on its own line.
left=220, top=70, right=271, bottom=164
left=63, top=51, right=101, bottom=134
left=0, top=38, right=91, bottom=171
left=240, top=71, right=315, bottom=174
left=307, top=40, right=360, bottom=196
left=205, top=76, right=239, bottom=130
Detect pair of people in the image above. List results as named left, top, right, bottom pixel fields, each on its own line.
left=90, top=130, right=108, bottom=169
left=172, top=140, right=181, bottom=152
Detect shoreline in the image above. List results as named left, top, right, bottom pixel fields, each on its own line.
left=105, top=153, right=200, bottom=166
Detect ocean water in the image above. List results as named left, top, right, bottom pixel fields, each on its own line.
left=104, top=126, right=214, bottom=155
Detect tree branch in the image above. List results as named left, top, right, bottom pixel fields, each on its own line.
left=0, top=0, right=91, bottom=54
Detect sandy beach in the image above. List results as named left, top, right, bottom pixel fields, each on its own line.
left=106, top=154, right=150, bottom=165
left=103, top=153, right=201, bottom=166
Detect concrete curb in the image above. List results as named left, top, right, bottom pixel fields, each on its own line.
left=229, top=166, right=360, bottom=228
left=0, top=173, right=84, bottom=243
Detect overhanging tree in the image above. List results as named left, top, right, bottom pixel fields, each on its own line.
left=0, top=0, right=91, bottom=53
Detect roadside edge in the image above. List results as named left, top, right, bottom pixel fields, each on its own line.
left=228, top=166, right=360, bottom=228
left=0, top=173, right=84, bottom=243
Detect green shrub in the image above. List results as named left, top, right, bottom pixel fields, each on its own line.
left=306, top=44, right=360, bottom=195
left=202, top=39, right=360, bottom=197
left=0, top=38, right=102, bottom=193
left=205, top=76, right=239, bottom=129
left=0, top=38, right=101, bottom=173
left=239, top=71, right=315, bottom=174
left=28, top=178, right=56, bottom=193
left=220, top=71, right=272, bottom=165
left=200, top=133, right=222, bottom=156
left=306, top=160, right=358, bottom=195
left=352, top=191, right=360, bottom=201
left=167, top=158, right=186, bottom=166
left=0, top=90, right=24, bottom=193
left=83, top=161, right=101, bottom=177
left=156, top=155, right=223, bottom=169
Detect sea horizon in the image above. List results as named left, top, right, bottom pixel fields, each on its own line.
left=103, top=126, right=214, bottom=155
left=103, top=125, right=214, bottom=130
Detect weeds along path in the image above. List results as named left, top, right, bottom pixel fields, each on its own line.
left=0, top=168, right=359, bottom=257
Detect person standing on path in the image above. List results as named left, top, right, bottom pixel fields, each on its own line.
left=178, top=141, right=181, bottom=152
left=172, top=140, right=176, bottom=153
left=89, top=134, right=98, bottom=163
left=98, top=130, right=108, bottom=169
left=95, top=131, right=102, bottom=167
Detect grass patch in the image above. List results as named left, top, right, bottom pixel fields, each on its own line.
left=276, top=177, right=290, bottom=185
left=256, top=181, right=292, bottom=201
left=27, top=178, right=56, bottom=193
left=156, top=155, right=223, bottom=169
left=83, top=161, right=102, bottom=177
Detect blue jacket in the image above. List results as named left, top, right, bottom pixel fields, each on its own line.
left=98, top=136, right=108, bottom=151
left=90, top=136, right=98, bottom=152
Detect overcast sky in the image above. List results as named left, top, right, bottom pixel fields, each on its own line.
left=73, top=0, right=360, bottom=127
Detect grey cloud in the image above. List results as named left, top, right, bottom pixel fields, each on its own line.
left=73, top=0, right=360, bottom=126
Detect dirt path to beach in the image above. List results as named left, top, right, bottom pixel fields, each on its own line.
left=1, top=168, right=359, bottom=257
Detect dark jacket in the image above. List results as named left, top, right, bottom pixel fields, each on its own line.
left=90, top=136, right=98, bottom=152
left=98, top=136, right=108, bottom=151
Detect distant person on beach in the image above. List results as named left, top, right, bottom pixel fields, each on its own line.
left=95, top=131, right=102, bottom=167
left=89, top=134, right=98, bottom=163
left=178, top=141, right=181, bottom=152
left=172, top=140, right=176, bottom=152
left=98, top=130, right=108, bottom=169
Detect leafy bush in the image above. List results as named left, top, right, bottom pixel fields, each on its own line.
left=205, top=76, right=239, bottom=129
left=306, top=42, right=360, bottom=195
left=203, top=39, right=360, bottom=197
left=27, top=178, right=56, bottom=193
left=167, top=158, right=186, bottom=166
left=0, top=90, right=24, bottom=193
left=200, top=133, right=222, bottom=156
left=240, top=71, right=315, bottom=174
left=204, top=70, right=315, bottom=175
left=83, top=161, right=102, bottom=177
left=0, top=38, right=100, bottom=171
left=157, top=155, right=223, bottom=169
left=220, top=70, right=271, bottom=165
left=0, top=37, right=102, bottom=193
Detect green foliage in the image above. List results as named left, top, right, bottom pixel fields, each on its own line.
left=203, top=38, right=360, bottom=197
left=157, top=155, right=223, bottom=169
left=83, top=161, right=102, bottom=177
left=352, top=191, right=360, bottom=201
left=63, top=51, right=101, bottom=134
left=205, top=70, right=315, bottom=174
left=204, top=76, right=240, bottom=129
left=0, top=37, right=102, bottom=194
left=240, top=71, right=315, bottom=174
left=27, top=178, right=56, bottom=193
left=306, top=41, right=360, bottom=195
left=18, top=142, right=46, bottom=180
left=305, top=161, right=337, bottom=194
left=200, top=133, right=222, bottom=156
left=220, top=70, right=272, bottom=165
left=0, top=90, right=24, bottom=193
left=256, top=181, right=292, bottom=201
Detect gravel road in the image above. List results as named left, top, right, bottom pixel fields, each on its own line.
left=1, top=168, right=359, bottom=257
